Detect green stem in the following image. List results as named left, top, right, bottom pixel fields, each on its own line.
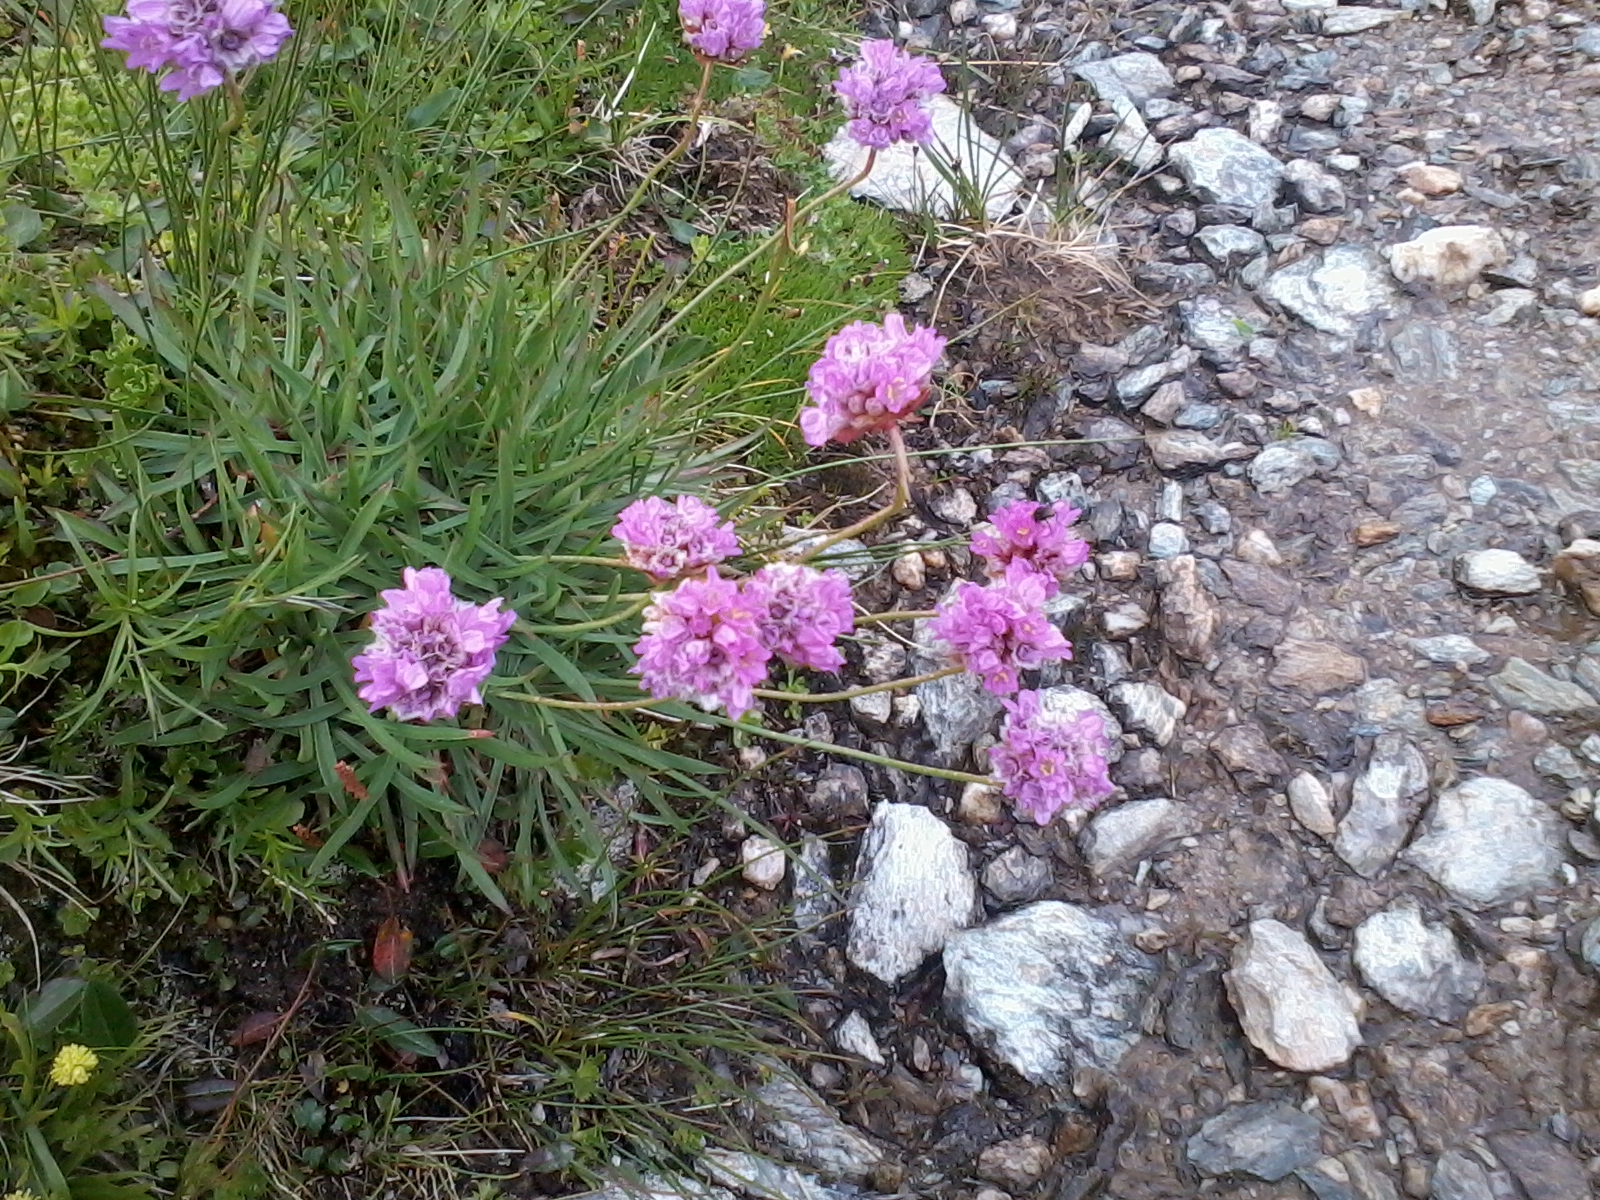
left=538, top=554, right=636, bottom=570
left=518, top=595, right=651, bottom=635
left=697, top=713, right=992, bottom=786
left=503, top=692, right=661, bottom=713
left=795, top=425, right=914, bottom=561
left=854, top=609, right=936, bottom=623
left=753, top=666, right=958, bottom=703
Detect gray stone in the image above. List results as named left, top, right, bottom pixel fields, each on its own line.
left=1334, top=734, right=1430, bottom=877
left=943, top=901, right=1158, bottom=1085
left=1534, top=743, right=1586, bottom=784
left=977, top=1135, right=1055, bottom=1191
left=1270, top=639, right=1366, bottom=694
left=792, top=835, right=836, bottom=943
left=1402, top=778, right=1566, bottom=907
left=1387, top=225, right=1508, bottom=289
left=1352, top=902, right=1484, bottom=1020
left=1159, top=555, right=1221, bottom=662
left=700, top=1151, right=854, bottom=1200
left=824, top=94, right=1022, bottom=222
left=1149, top=429, right=1235, bottom=471
left=1320, top=5, right=1402, bottom=33
left=1576, top=25, right=1600, bottom=58
left=1195, top=224, right=1268, bottom=271
left=1117, top=361, right=1174, bottom=404
left=1148, top=521, right=1189, bottom=558
left=1226, top=919, right=1364, bottom=1072
left=1260, top=246, right=1395, bottom=338
left=1179, top=295, right=1263, bottom=365
left=831, top=1012, right=885, bottom=1066
left=751, top=1073, right=886, bottom=1181
left=1479, top=288, right=1537, bottom=327
left=1487, top=657, right=1600, bottom=716
left=1288, top=771, right=1338, bottom=837
left=568, top=1176, right=733, bottom=1200
left=1249, top=443, right=1320, bottom=495
left=846, top=803, right=979, bottom=982
left=1169, top=127, right=1286, bottom=210
left=917, top=657, right=1004, bottom=761
left=1283, top=159, right=1346, bottom=213
left=1429, top=1150, right=1494, bottom=1200
left=1074, top=52, right=1176, bottom=105
left=982, top=846, right=1052, bottom=905
left=1187, top=1101, right=1324, bottom=1180
left=1353, top=677, right=1430, bottom=736
left=1487, top=1130, right=1592, bottom=1200
left=1081, top=798, right=1197, bottom=878
left=1409, top=635, right=1490, bottom=667
left=1103, top=96, right=1163, bottom=173
left=1453, top=549, right=1541, bottom=596
left=1108, top=680, right=1186, bottom=746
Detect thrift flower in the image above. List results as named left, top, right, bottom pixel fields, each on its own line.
left=633, top=568, right=771, bottom=719
left=798, top=314, right=946, bottom=447
left=744, top=562, right=855, bottom=673
left=612, top=495, right=740, bottom=582
left=970, top=500, right=1090, bottom=596
left=928, top=563, right=1072, bottom=694
left=352, top=567, right=516, bottom=723
left=49, top=1044, right=98, bottom=1087
left=833, top=38, right=946, bottom=149
left=991, top=690, right=1114, bottom=823
left=102, top=0, right=294, bottom=101
left=678, top=0, right=765, bottom=62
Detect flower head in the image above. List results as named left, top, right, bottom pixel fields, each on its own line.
left=633, top=568, right=771, bottom=719
left=102, top=0, right=293, bottom=101
left=744, top=562, right=855, bottom=672
left=612, top=495, right=740, bottom=582
left=798, top=314, right=945, bottom=447
left=991, top=690, right=1114, bottom=823
left=352, top=567, right=516, bottom=723
left=678, top=0, right=765, bottom=62
left=971, top=501, right=1089, bottom=596
left=928, top=563, right=1072, bottom=694
left=5, top=1189, right=41, bottom=1200
left=833, top=39, right=946, bottom=149
left=49, top=1044, right=99, bottom=1088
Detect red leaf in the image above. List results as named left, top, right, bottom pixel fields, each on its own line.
left=334, top=760, right=369, bottom=801
left=372, top=917, right=414, bottom=984
left=476, top=838, right=509, bottom=875
left=231, top=1010, right=284, bottom=1047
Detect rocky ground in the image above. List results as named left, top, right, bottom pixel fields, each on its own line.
left=582, top=0, right=1600, bottom=1197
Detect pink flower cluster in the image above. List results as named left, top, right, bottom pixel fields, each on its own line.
left=678, top=0, right=765, bottom=63
left=102, top=0, right=293, bottom=101
left=971, top=500, right=1089, bottom=597
left=834, top=39, right=947, bottom=149
left=633, top=562, right=855, bottom=718
left=928, top=562, right=1072, bottom=695
left=612, top=494, right=740, bottom=582
left=352, top=568, right=516, bottom=723
left=991, top=691, right=1114, bottom=824
left=798, top=314, right=946, bottom=447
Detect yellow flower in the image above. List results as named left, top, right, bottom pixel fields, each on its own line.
left=48, top=1043, right=98, bottom=1087
left=5, top=1189, right=41, bottom=1200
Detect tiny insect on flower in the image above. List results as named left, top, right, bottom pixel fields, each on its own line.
left=677, top=0, right=765, bottom=63
left=833, top=38, right=946, bottom=150
left=798, top=313, right=945, bottom=447
left=49, top=1043, right=99, bottom=1087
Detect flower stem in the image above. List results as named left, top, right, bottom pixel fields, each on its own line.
left=795, top=425, right=914, bottom=561
left=505, top=692, right=662, bottom=713
left=539, top=554, right=637, bottom=570
left=519, top=595, right=651, bottom=635
left=854, top=609, right=937, bottom=623
left=696, top=713, right=992, bottom=786
left=752, top=666, right=958, bottom=703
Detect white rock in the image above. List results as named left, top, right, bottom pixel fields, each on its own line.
left=832, top=1011, right=886, bottom=1066
left=741, top=836, right=787, bottom=890
left=701, top=1150, right=851, bottom=1200
left=1073, top=52, right=1175, bottom=105
left=1453, top=548, right=1540, bottom=595
left=1386, top=225, right=1508, bottom=289
left=751, top=1073, right=886, bottom=1180
left=1581, top=285, right=1600, bottom=317
left=1225, top=919, right=1364, bottom=1073
left=846, top=803, right=979, bottom=982
left=943, top=902, right=1158, bottom=1085
left=1168, top=127, right=1285, bottom=210
left=1102, top=96, right=1163, bottom=172
left=1333, top=733, right=1430, bottom=878
left=1080, top=798, right=1198, bottom=878
left=1108, top=680, right=1186, bottom=746
left=1320, top=5, right=1402, bottom=33
left=1401, top=778, right=1566, bottom=908
left=1352, top=903, right=1484, bottom=1021
left=1408, top=634, right=1490, bottom=666
left=823, top=94, right=1022, bottom=222
left=1287, top=772, right=1338, bottom=837
left=1260, top=245, right=1394, bottom=338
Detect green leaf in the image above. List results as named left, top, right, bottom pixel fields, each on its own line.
left=1, top=203, right=44, bottom=248
left=354, top=1006, right=442, bottom=1058
left=664, top=217, right=700, bottom=246
left=73, top=979, right=138, bottom=1051
left=732, top=66, right=772, bottom=90
left=21, top=977, right=85, bottom=1035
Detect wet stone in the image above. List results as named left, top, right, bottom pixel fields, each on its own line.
left=1352, top=902, right=1484, bottom=1021
left=1334, top=733, right=1430, bottom=877
left=1402, top=778, right=1565, bottom=908
left=1487, top=657, right=1599, bottom=716
left=943, top=901, right=1158, bottom=1086
left=1227, top=918, right=1364, bottom=1072
left=1168, top=127, right=1286, bottom=210
left=1187, top=1100, right=1324, bottom=1181
left=846, top=802, right=980, bottom=983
